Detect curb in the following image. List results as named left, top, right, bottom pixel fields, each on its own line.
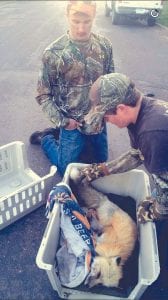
left=157, top=22, right=168, bottom=30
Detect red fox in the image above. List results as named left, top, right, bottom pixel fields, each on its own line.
left=70, top=176, right=137, bottom=288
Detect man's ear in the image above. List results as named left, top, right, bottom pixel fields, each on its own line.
left=117, top=104, right=127, bottom=113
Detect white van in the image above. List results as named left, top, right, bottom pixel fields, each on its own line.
left=105, top=1, right=163, bottom=26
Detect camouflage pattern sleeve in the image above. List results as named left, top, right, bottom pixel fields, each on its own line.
left=81, top=148, right=143, bottom=182
left=105, top=148, right=143, bottom=174
left=107, top=43, right=115, bottom=74
left=101, top=35, right=115, bottom=74
left=152, top=172, right=168, bottom=209
left=35, top=50, right=69, bottom=128
left=136, top=172, right=168, bottom=223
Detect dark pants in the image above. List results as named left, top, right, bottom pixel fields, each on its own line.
left=41, top=126, right=108, bottom=176
left=156, top=220, right=168, bottom=288
left=151, top=188, right=168, bottom=288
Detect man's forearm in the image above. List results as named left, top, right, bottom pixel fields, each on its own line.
left=36, top=51, right=70, bottom=128
left=40, top=99, right=69, bottom=128
left=105, top=148, right=143, bottom=174
left=81, top=148, right=143, bottom=182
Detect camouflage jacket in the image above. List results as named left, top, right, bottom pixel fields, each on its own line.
left=36, top=33, right=114, bottom=129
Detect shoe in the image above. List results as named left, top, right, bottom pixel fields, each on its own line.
left=29, top=127, right=60, bottom=145
left=145, top=93, right=155, bottom=97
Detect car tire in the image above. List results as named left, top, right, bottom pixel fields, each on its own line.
left=147, top=16, right=156, bottom=26
left=111, top=7, right=120, bottom=25
left=105, top=2, right=110, bottom=17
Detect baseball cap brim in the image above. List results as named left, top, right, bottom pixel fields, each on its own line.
left=82, top=107, right=105, bottom=134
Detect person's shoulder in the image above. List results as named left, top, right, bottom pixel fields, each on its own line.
left=48, top=34, right=69, bottom=51
left=143, top=96, right=168, bottom=110
left=92, top=32, right=112, bottom=48
left=45, top=34, right=68, bottom=53
left=42, top=34, right=69, bottom=62
left=138, top=96, right=168, bottom=132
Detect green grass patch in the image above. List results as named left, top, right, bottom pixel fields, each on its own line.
left=158, top=1, right=168, bottom=27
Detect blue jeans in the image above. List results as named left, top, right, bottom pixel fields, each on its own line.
left=41, top=126, right=108, bottom=176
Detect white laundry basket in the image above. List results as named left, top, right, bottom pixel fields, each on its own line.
left=36, top=167, right=160, bottom=300
left=0, top=141, right=57, bottom=230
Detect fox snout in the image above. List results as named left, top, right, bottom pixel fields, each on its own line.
left=85, top=255, right=122, bottom=288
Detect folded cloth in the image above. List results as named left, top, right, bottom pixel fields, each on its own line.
left=46, top=182, right=96, bottom=287
left=56, top=236, right=92, bottom=288
left=46, top=182, right=95, bottom=254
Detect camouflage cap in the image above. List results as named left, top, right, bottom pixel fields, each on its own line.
left=67, top=1, right=96, bottom=18
left=98, top=73, right=132, bottom=111
left=83, top=73, right=133, bottom=134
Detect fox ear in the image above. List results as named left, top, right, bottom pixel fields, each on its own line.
left=109, top=256, right=121, bottom=266
left=113, top=256, right=121, bottom=266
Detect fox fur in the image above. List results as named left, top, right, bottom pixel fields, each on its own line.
left=70, top=175, right=137, bottom=288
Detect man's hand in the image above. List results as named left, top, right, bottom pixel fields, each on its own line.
left=63, top=162, right=108, bottom=185
left=63, top=162, right=90, bottom=184
left=137, top=197, right=168, bottom=224
left=65, top=119, right=82, bottom=130
left=80, top=163, right=109, bottom=182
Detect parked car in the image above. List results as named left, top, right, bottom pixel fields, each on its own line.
left=105, top=0, right=163, bottom=26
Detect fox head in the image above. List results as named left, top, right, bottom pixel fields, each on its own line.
left=85, top=255, right=122, bottom=288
